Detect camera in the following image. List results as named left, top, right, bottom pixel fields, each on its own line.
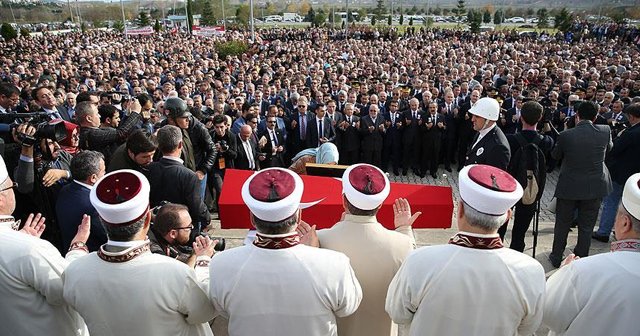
left=0, top=112, right=67, bottom=147
left=217, top=140, right=229, bottom=152
left=200, top=232, right=226, bottom=251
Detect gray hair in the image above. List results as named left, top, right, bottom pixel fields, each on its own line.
left=462, top=201, right=509, bottom=231
left=75, top=101, right=96, bottom=120
left=157, top=125, right=182, bottom=154
left=618, top=204, right=640, bottom=233
left=70, top=150, right=104, bottom=182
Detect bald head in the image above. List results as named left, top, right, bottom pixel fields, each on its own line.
left=240, top=125, right=252, bottom=141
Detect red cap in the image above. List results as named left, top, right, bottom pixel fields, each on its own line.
left=348, top=165, right=386, bottom=195
left=467, top=165, right=517, bottom=193
left=249, top=169, right=295, bottom=202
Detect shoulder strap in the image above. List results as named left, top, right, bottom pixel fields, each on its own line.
left=515, top=132, right=528, bottom=148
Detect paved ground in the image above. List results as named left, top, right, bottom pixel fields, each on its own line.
left=206, top=166, right=612, bottom=335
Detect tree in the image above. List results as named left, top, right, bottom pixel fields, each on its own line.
left=483, top=9, right=491, bottom=23
left=536, top=8, right=548, bottom=28
left=328, top=7, right=336, bottom=25
left=201, top=0, right=215, bottom=26
left=408, top=5, right=417, bottom=15
left=154, top=18, right=162, bottom=32
left=554, top=7, right=573, bottom=33
left=375, top=0, right=386, bottom=20
left=408, top=17, right=413, bottom=25
left=186, top=0, right=194, bottom=32
left=286, top=3, right=298, bottom=13
left=425, top=16, right=434, bottom=28
left=494, top=9, right=504, bottom=24
left=399, top=14, right=404, bottom=25
left=138, top=11, right=150, bottom=27
left=112, top=20, right=125, bottom=33
left=300, top=0, right=311, bottom=15
left=306, top=6, right=315, bottom=23
left=357, top=8, right=367, bottom=22
left=371, top=16, right=377, bottom=25
left=442, top=8, right=450, bottom=16
left=453, top=0, right=466, bottom=22
left=468, top=9, right=482, bottom=33
left=388, top=14, right=392, bottom=25
left=433, top=7, right=441, bottom=15
left=266, top=2, right=278, bottom=15
left=526, top=8, right=534, bottom=17
left=20, top=27, right=30, bottom=37
left=312, top=9, right=326, bottom=27
left=236, top=4, right=250, bottom=26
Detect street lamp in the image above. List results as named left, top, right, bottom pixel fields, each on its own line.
left=249, top=0, right=255, bottom=42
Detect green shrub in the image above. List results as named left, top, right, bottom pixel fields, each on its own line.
left=216, top=40, right=248, bottom=60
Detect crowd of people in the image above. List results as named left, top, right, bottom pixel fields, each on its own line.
left=0, top=23, right=639, bottom=335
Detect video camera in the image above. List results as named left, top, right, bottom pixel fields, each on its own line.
left=0, top=112, right=67, bottom=146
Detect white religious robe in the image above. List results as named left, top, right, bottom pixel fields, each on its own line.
left=386, top=240, right=545, bottom=336
left=62, top=243, right=215, bottom=336
left=208, top=243, right=363, bottom=336
left=543, top=244, right=640, bottom=336
left=317, top=214, right=415, bottom=336
left=0, top=220, right=87, bottom=336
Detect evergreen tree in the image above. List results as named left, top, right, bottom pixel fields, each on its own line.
left=375, top=0, right=385, bottom=20
left=453, top=0, right=465, bottom=22
left=187, top=0, right=194, bottom=32
left=399, top=14, right=404, bottom=25
left=312, top=9, right=326, bottom=27
left=112, top=20, right=125, bottom=33
left=554, top=7, right=573, bottom=33
left=154, top=18, right=162, bottom=32
left=409, top=17, right=413, bottom=26
left=201, top=0, right=216, bottom=26
left=536, top=8, right=548, bottom=28
left=388, top=15, right=392, bottom=25
left=483, top=9, right=491, bottom=23
left=493, top=9, right=504, bottom=24
left=371, top=16, right=377, bottom=25
left=468, top=9, right=482, bottom=33
left=306, top=6, right=316, bottom=23
left=138, top=11, right=150, bottom=27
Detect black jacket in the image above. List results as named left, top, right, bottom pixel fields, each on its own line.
left=160, top=117, right=217, bottom=173
left=464, top=125, right=511, bottom=170
left=607, top=122, right=640, bottom=185
left=147, top=157, right=210, bottom=227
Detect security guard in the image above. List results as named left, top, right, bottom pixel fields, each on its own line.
left=464, top=97, right=511, bottom=170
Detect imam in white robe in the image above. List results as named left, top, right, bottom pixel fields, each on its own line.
left=386, top=242, right=545, bottom=336
left=543, top=245, right=640, bottom=336
left=0, top=220, right=87, bottom=336
left=209, top=243, right=363, bottom=336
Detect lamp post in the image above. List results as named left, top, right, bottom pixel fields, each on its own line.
left=120, top=0, right=128, bottom=39
left=221, top=0, right=226, bottom=30
left=249, top=0, right=255, bottom=42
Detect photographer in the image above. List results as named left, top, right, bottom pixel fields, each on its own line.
left=13, top=122, right=72, bottom=251
left=211, top=115, right=237, bottom=213
left=77, top=98, right=142, bottom=165
left=148, top=203, right=215, bottom=268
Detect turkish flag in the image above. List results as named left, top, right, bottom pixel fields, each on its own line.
left=219, top=169, right=453, bottom=230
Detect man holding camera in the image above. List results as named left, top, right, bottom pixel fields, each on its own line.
left=549, top=101, right=613, bottom=268
left=77, top=100, right=142, bottom=164
left=149, top=202, right=216, bottom=270
left=211, top=115, right=237, bottom=212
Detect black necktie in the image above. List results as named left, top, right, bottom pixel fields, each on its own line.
left=318, top=120, right=323, bottom=145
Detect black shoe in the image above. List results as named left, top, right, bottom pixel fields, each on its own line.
left=592, top=232, right=609, bottom=243
left=402, top=170, right=408, bottom=176
left=548, top=254, right=561, bottom=268
left=431, top=173, right=437, bottom=178
left=393, top=169, right=400, bottom=176
left=445, top=167, right=452, bottom=173
left=418, top=173, right=426, bottom=178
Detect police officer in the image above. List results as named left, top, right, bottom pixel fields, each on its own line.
left=464, top=97, right=510, bottom=170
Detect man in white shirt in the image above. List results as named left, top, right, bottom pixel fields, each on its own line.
left=209, top=168, right=362, bottom=336
left=543, top=172, right=640, bottom=336
left=0, top=154, right=90, bottom=336
left=63, top=169, right=216, bottom=336
left=386, top=164, right=545, bottom=336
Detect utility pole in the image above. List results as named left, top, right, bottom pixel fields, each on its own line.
left=67, top=0, right=74, bottom=24
left=221, top=0, right=226, bottom=30
left=120, top=0, right=128, bottom=39
left=8, top=0, right=17, bottom=26
left=345, top=0, right=349, bottom=37
left=249, top=0, right=255, bottom=42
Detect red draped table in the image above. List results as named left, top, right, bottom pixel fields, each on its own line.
left=219, top=169, right=453, bottom=230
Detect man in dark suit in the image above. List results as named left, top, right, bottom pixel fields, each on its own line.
left=33, top=86, right=73, bottom=121
left=464, top=97, right=511, bottom=170
left=336, top=103, right=360, bottom=165
left=325, top=100, right=344, bottom=128
left=258, top=115, right=286, bottom=168
left=499, top=96, right=523, bottom=135
left=55, top=150, right=106, bottom=252
left=359, top=104, right=386, bottom=169
left=306, top=103, right=336, bottom=148
left=148, top=125, right=210, bottom=234
left=382, top=100, right=404, bottom=175
left=439, top=90, right=458, bottom=172
left=286, top=97, right=312, bottom=162
left=401, top=98, right=423, bottom=175
left=593, top=103, right=640, bottom=242
left=421, top=102, right=446, bottom=178
left=235, top=124, right=260, bottom=171
left=549, top=101, right=613, bottom=268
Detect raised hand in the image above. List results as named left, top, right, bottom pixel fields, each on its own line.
left=19, top=213, right=46, bottom=238
left=297, top=220, right=319, bottom=247
left=393, top=198, right=422, bottom=229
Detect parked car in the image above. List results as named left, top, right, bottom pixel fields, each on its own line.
left=506, top=17, right=525, bottom=23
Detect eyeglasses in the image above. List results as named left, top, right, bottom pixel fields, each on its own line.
left=0, top=182, right=18, bottom=193
left=174, top=224, right=194, bottom=231
left=267, top=121, right=277, bottom=124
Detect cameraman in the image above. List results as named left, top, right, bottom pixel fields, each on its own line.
left=210, top=115, right=237, bottom=213
left=148, top=203, right=214, bottom=268
left=13, top=122, right=72, bottom=251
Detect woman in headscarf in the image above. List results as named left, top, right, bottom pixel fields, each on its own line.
left=289, top=142, right=339, bottom=175
left=58, top=120, right=80, bottom=156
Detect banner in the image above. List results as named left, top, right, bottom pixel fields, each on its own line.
left=126, top=26, right=153, bottom=35
left=192, top=26, right=225, bottom=37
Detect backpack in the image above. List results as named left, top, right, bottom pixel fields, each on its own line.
left=509, top=133, right=546, bottom=205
